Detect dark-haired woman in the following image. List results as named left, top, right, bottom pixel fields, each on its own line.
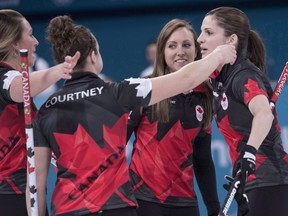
left=198, top=6, right=288, bottom=216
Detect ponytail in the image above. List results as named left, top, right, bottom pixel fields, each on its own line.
left=247, top=30, right=266, bottom=72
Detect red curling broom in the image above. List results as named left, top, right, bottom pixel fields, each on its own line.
left=20, top=49, right=39, bottom=216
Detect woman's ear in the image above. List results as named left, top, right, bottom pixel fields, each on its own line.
left=90, top=51, right=97, bottom=63
left=12, top=44, right=19, bottom=56
left=229, top=34, right=238, bottom=46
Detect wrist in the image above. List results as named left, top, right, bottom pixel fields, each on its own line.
left=242, top=144, right=257, bottom=155
left=242, top=144, right=257, bottom=167
left=54, top=64, right=64, bottom=80
left=46, top=65, right=61, bottom=81
left=213, top=48, right=223, bottom=65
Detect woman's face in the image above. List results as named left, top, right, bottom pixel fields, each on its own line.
left=164, top=27, right=196, bottom=73
left=197, top=15, right=230, bottom=58
left=17, top=18, right=39, bottom=67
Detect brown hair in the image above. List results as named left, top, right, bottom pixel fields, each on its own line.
left=206, top=7, right=266, bottom=71
left=151, top=19, right=212, bottom=128
left=46, top=15, right=98, bottom=70
left=0, top=9, right=24, bottom=61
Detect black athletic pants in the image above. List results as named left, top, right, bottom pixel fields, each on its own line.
left=0, top=193, right=28, bottom=216
left=86, top=207, right=137, bottom=216
left=136, top=199, right=200, bottom=216
left=243, top=184, right=288, bottom=216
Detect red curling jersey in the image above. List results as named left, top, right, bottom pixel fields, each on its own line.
left=212, top=57, right=288, bottom=191
left=33, top=72, right=152, bottom=215
left=128, top=89, right=212, bottom=206
left=0, top=63, right=37, bottom=194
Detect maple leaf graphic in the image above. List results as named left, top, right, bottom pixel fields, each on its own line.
left=26, top=146, right=35, bottom=173
left=52, top=115, right=134, bottom=214
left=31, top=198, right=36, bottom=208
left=217, top=115, right=244, bottom=164
left=246, top=153, right=267, bottom=182
left=130, top=116, right=199, bottom=202
left=0, top=104, right=26, bottom=165
left=30, top=185, right=37, bottom=194
left=0, top=104, right=23, bottom=141
left=3, top=70, right=22, bottom=90
left=196, top=106, right=203, bottom=114
left=125, top=78, right=151, bottom=98
left=243, top=79, right=267, bottom=104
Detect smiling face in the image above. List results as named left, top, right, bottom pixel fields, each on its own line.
left=164, top=27, right=196, bottom=73
left=16, top=18, right=39, bottom=66
left=197, top=15, right=231, bottom=58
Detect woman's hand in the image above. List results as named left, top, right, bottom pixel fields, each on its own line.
left=60, top=51, right=81, bottom=79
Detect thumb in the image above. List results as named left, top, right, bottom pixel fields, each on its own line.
left=64, top=51, right=81, bottom=66
left=71, top=51, right=81, bottom=65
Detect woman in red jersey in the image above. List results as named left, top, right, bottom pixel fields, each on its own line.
left=0, top=9, right=79, bottom=216
left=198, top=6, right=288, bottom=216
left=128, top=19, right=220, bottom=216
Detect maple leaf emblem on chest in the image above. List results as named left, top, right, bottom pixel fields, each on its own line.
left=131, top=116, right=199, bottom=202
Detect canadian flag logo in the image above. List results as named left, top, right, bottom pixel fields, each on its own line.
left=195, top=105, right=204, bottom=122
left=221, top=93, right=228, bottom=110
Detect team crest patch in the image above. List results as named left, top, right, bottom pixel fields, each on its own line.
left=195, top=105, right=204, bottom=122
left=221, top=93, right=228, bottom=110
